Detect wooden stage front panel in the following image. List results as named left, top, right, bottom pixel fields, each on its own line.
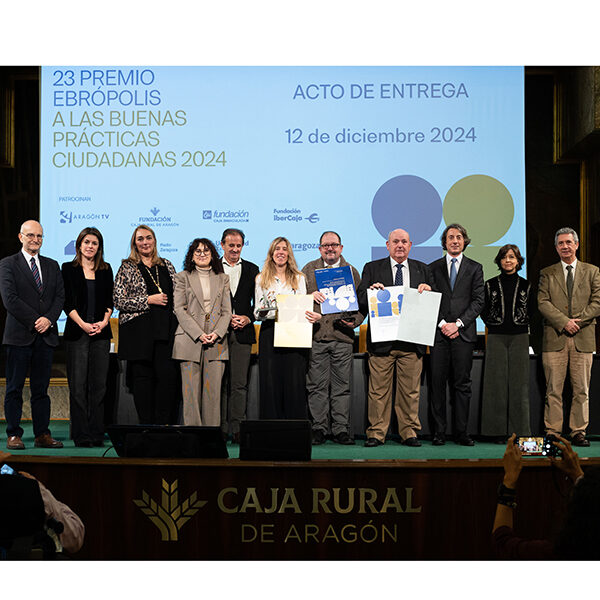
left=8, top=456, right=599, bottom=560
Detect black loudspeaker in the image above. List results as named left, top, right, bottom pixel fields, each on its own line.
left=239, top=420, right=312, bottom=461
left=107, top=425, right=228, bottom=458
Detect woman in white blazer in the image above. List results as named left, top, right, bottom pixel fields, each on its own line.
left=172, top=238, right=232, bottom=426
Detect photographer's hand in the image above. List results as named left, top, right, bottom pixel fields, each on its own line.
left=502, top=433, right=522, bottom=488
left=551, top=435, right=584, bottom=482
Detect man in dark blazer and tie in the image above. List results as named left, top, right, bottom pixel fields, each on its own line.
left=0, top=220, right=65, bottom=450
left=357, top=228, right=434, bottom=447
left=428, top=223, right=484, bottom=446
left=220, top=228, right=259, bottom=443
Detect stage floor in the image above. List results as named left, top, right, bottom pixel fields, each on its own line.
left=3, top=420, right=600, bottom=460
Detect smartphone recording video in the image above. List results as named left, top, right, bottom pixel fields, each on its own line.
left=515, top=436, right=557, bottom=457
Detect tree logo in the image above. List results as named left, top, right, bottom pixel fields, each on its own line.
left=134, top=479, right=207, bottom=542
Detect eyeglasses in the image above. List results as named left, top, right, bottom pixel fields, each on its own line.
left=194, top=249, right=211, bottom=256
left=320, top=243, right=340, bottom=249
left=21, top=233, right=43, bottom=240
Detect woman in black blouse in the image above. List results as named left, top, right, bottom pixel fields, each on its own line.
left=62, top=227, right=113, bottom=447
left=113, top=225, right=178, bottom=425
left=481, top=244, right=535, bottom=441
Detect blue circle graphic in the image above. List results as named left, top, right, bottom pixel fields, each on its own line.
left=376, top=289, right=391, bottom=302
left=371, top=175, right=443, bottom=244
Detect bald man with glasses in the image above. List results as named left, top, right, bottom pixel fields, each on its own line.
left=0, top=220, right=65, bottom=450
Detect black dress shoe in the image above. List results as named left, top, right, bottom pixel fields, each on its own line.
left=364, top=437, right=383, bottom=447
left=432, top=433, right=446, bottom=446
left=571, top=433, right=590, bottom=447
left=333, top=432, right=355, bottom=445
left=402, top=436, right=421, bottom=447
left=75, top=440, right=93, bottom=448
left=312, top=430, right=326, bottom=445
left=457, top=434, right=475, bottom=447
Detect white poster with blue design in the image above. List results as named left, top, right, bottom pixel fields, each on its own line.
left=314, top=266, right=358, bottom=315
left=367, top=286, right=441, bottom=346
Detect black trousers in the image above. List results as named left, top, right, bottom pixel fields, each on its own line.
left=129, top=340, right=179, bottom=425
left=4, top=336, right=54, bottom=438
left=66, top=336, right=110, bottom=444
left=258, top=320, right=308, bottom=420
left=429, top=335, right=475, bottom=435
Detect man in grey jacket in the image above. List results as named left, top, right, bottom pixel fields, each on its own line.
left=302, top=231, right=364, bottom=445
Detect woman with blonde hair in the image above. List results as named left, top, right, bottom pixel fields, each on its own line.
left=255, top=237, right=320, bottom=419
left=113, top=225, right=179, bottom=424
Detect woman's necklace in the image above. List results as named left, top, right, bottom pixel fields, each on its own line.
left=144, top=264, right=163, bottom=293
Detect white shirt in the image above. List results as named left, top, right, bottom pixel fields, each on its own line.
left=561, top=258, right=577, bottom=284
left=254, top=273, right=307, bottom=320
left=222, top=257, right=242, bottom=297
left=322, top=258, right=341, bottom=269
left=446, top=252, right=463, bottom=278
left=389, top=257, right=410, bottom=289
left=439, top=253, right=464, bottom=329
left=22, top=248, right=42, bottom=285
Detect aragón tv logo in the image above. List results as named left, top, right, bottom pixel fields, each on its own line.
left=59, top=210, right=109, bottom=224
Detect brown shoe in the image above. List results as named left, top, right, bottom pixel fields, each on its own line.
left=571, top=433, right=590, bottom=447
left=7, top=435, right=25, bottom=450
left=34, top=433, right=64, bottom=449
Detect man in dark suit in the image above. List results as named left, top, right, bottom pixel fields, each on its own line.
left=0, top=220, right=65, bottom=450
left=219, top=228, right=259, bottom=443
left=357, top=228, right=434, bottom=447
left=428, top=223, right=484, bottom=446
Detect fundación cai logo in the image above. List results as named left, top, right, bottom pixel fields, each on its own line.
left=203, top=208, right=250, bottom=223
left=134, top=479, right=206, bottom=542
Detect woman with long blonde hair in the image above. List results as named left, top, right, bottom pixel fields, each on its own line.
left=113, top=225, right=179, bottom=424
left=254, top=237, right=320, bottom=419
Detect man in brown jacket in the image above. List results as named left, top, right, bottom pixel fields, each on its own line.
left=302, top=231, right=364, bottom=445
left=538, top=227, right=600, bottom=446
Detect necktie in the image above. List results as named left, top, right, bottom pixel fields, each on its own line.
left=566, top=265, right=574, bottom=317
left=450, top=258, right=457, bottom=290
left=30, top=257, right=42, bottom=292
left=395, top=263, right=404, bottom=286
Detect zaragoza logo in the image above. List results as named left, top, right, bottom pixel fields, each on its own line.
left=134, top=479, right=206, bottom=541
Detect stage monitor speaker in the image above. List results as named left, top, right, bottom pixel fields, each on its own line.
left=107, top=425, right=228, bottom=458
left=239, top=420, right=311, bottom=461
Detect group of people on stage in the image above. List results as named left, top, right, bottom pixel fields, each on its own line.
left=1, top=219, right=599, bottom=451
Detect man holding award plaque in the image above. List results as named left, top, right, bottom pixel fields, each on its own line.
left=302, top=231, right=365, bottom=445
left=357, top=228, right=434, bottom=447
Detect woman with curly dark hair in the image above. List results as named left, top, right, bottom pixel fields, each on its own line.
left=172, top=238, right=232, bottom=426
